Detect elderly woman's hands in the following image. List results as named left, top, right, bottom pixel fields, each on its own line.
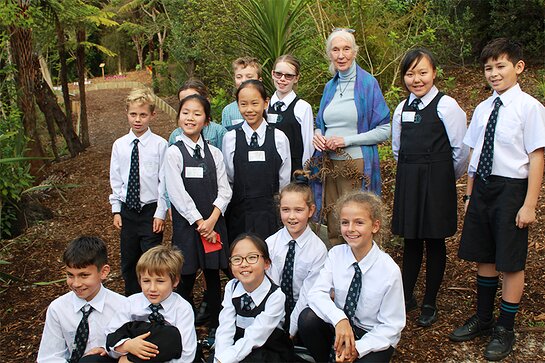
left=325, top=136, right=346, bottom=150
left=313, top=133, right=328, bottom=151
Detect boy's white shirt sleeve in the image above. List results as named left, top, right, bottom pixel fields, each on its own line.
left=173, top=298, right=197, bottom=363
left=105, top=300, right=132, bottom=358
left=153, top=139, right=168, bottom=220
left=109, top=140, right=123, bottom=213
left=289, top=244, right=328, bottom=336
left=354, top=267, right=405, bottom=358
left=215, top=281, right=286, bottom=363
left=37, top=304, right=70, bottom=363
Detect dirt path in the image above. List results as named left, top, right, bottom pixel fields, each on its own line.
left=1, top=72, right=545, bottom=362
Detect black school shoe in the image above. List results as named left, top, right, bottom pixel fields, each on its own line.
left=417, top=304, right=437, bottom=327
left=195, top=301, right=211, bottom=326
left=484, top=325, right=515, bottom=361
left=449, top=314, right=495, bottom=342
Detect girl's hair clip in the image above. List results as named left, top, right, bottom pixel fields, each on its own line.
left=294, top=174, right=309, bottom=186
left=332, top=27, right=355, bottom=34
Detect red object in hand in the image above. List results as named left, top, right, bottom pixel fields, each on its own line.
left=201, top=234, right=222, bottom=253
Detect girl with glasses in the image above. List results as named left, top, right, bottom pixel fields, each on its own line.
left=213, top=233, right=296, bottom=362
left=267, top=55, right=314, bottom=175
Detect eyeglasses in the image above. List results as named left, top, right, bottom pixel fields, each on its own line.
left=229, top=254, right=262, bottom=266
left=272, top=71, right=297, bottom=81
left=332, top=27, right=355, bottom=34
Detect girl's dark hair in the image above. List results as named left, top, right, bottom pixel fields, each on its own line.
left=178, top=78, right=209, bottom=100
left=273, top=54, right=301, bottom=75
left=230, top=232, right=271, bottom=264
left=176, top=94, right=211, bottom=125
left=236, top=80, right=268, bottom=120
left=400, top=48, right=437, bottom=90
left=279, top=169, right=314, bottom=208
left=63, top=236, right=108, bottom=269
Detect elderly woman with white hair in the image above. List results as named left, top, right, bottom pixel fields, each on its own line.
left=312, top=28, right=391, bottom=246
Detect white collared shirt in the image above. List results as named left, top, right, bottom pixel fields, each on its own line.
left=214, top=277, right=286, bottom=363
left=269, top=90, right=315, bottom=165
left=464, top=83, right=545, bottom=178
left=266, top=225, right=327, bottom=336
left=392, top=86, right=469, bottom=179
left=37, top=285, right=127, bottom=362
left=109, top=128, right=168, bottom=219
left=164, top=133, right=232, bottom=225
left=308, top=243, right=405, bottom=358
left=222, top=120, right=291, bottom=190
left=106, top=291, right=197, bottom=363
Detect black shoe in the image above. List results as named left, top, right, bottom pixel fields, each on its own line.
left=449, top=314, right=494, bottom=342
left=202, top=327, right=216, bottom=349
left=195, top=301, right=211, bottom=326
left=405, top=295, right=418, bottom=313
left=417, top=304, right=437, bottom=327
left=484, top=326, right=515, bottom=361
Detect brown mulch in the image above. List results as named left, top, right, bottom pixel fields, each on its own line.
left=1, top=69, right=544, bottom=362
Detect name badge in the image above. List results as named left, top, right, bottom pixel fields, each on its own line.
left=402, top=111, right=416, bottom=123
left=268, top=114, right=280, bottom=124
left=232, top=118, right=244, bottom=126
left=248, top=150, right=266, bottom=162
left=185, top=167, right=204, bottom=178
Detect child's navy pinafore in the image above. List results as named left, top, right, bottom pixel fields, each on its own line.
left=231, top=278, right=295, bottom=362
left=392, top=93, right=457, bottom=239
left=172, top=141, right=229, bottom=274
left=267, top=97, right=304, bottom=174
left=226, top=125, right=281, bottom=243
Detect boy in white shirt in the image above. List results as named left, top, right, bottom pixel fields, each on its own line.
left=106, top=245, right=197, bottom=363
left=37, top=236, right=127, bottom=363
left=109, top=88, right=168, bottom=296
left=449, top=38, right=545, bottom=361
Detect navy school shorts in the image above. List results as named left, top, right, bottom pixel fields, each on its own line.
left=458, top=175, right=528, bottom=272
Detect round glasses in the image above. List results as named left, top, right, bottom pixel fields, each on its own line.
left=229, top=254, right=262, bottom=266
left=272, top=71, right=297, bottom=81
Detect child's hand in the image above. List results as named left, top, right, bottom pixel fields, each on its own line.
left=313, top=133, right=327, bottom=151
left=334, top=319, right=356, bottom=362
left=516, top=205, right=536, bottom=229
left=326, top=136, right=346, bottom=150
left=153, top=218, right=165, bottom=233
left=84, top=347, right=107, bottom=356
left=197, top=217, right=218, bottom=237
left=113, top=214, right=122, bottom=229
left=122, top=331, right=159, bottom=360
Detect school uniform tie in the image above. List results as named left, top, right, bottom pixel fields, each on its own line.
left=273, top=101, right=285, bottom=112
left=409, top=98, right=421, bottom=110
left=241, top=293, right=253, bottom=312
left=194, top=144, right=202, bottom=159
left=126, top=139, right=141, bottom=212
left=344, top=262, right=363, bottom=321
left=148, top=303, right=166, bottom=325
left=329, top=263, right=363, bottom=363
left=69, top=305, right=94, bottom=363
left=250, top=132, right=259, bottom=148
left=476, top=97, right=503, bottom=180
left=281, top=240, right=297, bottom=328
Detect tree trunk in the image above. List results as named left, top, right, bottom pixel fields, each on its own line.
left=76, top=27, right=90, bottom=148
left=55, top=15, right=73, bottom=127
left=43, top=108, right=60, bottom=161
left=9, top=25, right=45, bottom=172
left=33, top=55, right=84, bottom=158
left=149, top=36, right=159, bottom=94
left=133, top=35, right=144, bottom=69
